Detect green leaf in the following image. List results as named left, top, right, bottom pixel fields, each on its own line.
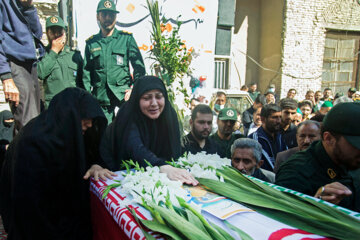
left=198, top=167, right=360, bottom=240
left=101, top=182, right=121, bottom=199
left=185, top=209, right=208, bottom=234
left=140, top=219, right=184, bottom=240
left=210, top=222, right=236, bottom=240
left=148, top=202, right=213, bottom=240
left=128, top=207, right=157, bottom=240
left=224, top=220, right=253, bottom=240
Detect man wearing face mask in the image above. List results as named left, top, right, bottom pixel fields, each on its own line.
left=213, top=91, right=227, bottom=113
left=37, top=16, right=83, bottom=109
left=83, top=0, right=145, bottom=123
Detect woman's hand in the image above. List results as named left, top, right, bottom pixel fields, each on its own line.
left=83, top=164, right=117, bottom=181
left=160, top=165, right=198, bottom=186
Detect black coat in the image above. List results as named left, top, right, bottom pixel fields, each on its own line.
left=0, top=88, right=107, bottom=239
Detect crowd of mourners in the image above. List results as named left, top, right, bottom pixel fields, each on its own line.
left=0, top=0, right=359, bottom=239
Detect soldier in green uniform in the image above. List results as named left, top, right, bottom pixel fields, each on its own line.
left=37, top=16, right=83, bottom=109
left=83, top=0, right=146, bottom=123
left=276, top=102, right=360, bottom=212
left=210, top=108, right=244, bottom=158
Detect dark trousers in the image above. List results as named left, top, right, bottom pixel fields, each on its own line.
left=9, top=60, right=40, bottom=133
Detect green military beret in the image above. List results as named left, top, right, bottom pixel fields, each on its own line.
left=97, top=0, right=119, bottom=13
left=321, top=101, right=333, bottom=108
left=46, top=16, right=66, bottom=29
left=323, top=102, right=360, bottom=150
left=349, top=87, right=357, bottom=93
left=218, top=108, right=237, bottom=121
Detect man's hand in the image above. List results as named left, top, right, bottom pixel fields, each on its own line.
left=314, top=182, right=352, bottom=205
left=19, top=0, right=33, bottom=7
left=51, top=34, right=66, bottom=54
left=124, top=88, right=132, bottom=101
left=83, top=164, right=117, bottom=181
left=2, top=78, right=20, bottom=106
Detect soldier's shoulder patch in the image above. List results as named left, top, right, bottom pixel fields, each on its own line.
left=120, top=30, right=132, bottom=35
left=86, top=35, right=95, bottom=42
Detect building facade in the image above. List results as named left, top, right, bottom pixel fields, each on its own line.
left=228, top=0, right=360, bottom=99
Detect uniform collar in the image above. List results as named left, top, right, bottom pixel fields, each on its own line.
left=46, top=45, right=70, bottom=55
left=313, top=141, right=348, bottom=179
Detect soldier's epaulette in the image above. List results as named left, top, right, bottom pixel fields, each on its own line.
left=86, top=35, right=94, bottom=42
left=120, top=30, right=132, bottom=35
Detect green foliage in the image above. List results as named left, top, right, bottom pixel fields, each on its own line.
left=146, top=0, right=192, bottom=113
left=198, top=166, right=360, bottom=240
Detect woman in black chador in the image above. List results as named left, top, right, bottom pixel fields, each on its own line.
left=0, top=110, right=14, bottom=170
left=100, top=76, right=198, bottom=184
left=0, top=88, right=115, bottom=239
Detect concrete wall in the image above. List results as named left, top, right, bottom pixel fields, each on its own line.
left=258, top=0, right=284, bottom=94
left=280, top=0, right=360, bottom=100
left=231, top=0, right=284, bottom=94
left=231, top=0, right=261, bottom=90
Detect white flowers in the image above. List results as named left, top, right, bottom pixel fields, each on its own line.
left=120, top=166, right=189, bottom=207
left=107, top=153, right=230, bottom=207
left=177, top=152, right=231, bottom=182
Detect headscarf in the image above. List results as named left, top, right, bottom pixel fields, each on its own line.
left=102, top=76, right=182, bottom=170
left=0, top=110, right=14, bottom=144
left=0, top=88, right=107, bottom=239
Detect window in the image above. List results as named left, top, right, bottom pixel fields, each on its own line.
left=322, top=32, right=360, bottom=93
left=214, top=57, right=230, bottom=89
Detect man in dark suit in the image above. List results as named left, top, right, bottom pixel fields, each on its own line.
left=274, top=120, right=320, bottom=173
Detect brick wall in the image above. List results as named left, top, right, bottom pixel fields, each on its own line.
left=280, top=0, right=360, bottom=100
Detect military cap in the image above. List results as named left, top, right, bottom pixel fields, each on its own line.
left=321, top=101, right=333, bottom=108
left=97, top=0, right=119, bottom=13
left=323, top=102, right=360, bottom=149
left=46, top=16, right=66, bottom=29
left=218, top=108, right=237, bottom=121
left=349, top=87, right=357, bottom=93
left=265, top=90, right=275, bottom=96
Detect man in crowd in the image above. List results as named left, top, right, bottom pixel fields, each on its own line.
left=333, top=87, right=356, bottom=105
left=276, top=103, right=360, bottom=212
left=83, top=0, right=145, bottom=123
left=248, top=82, right=260, bottom=101
left=311, top=101, right=333, bottom=122
left=37, top=16, right=83, bottom=108
left=286, top=89, right=297, bottom=99
left=321, top=88, right=333, bottom=102
left=279, top=98, right=298, bottom=148
left=265, top=91, right=276, bottom=104
left=299, top=100, right=313, bottom=121
left=213, top=91, right=227, bottom=113
left=231, top=138, right=275, bottom=182
left=0, top=0, right=44, bottom=132
left=182, top=104, right=222, bottom=156
left=293, top=109, right=303, bottom=126
left=210, top=108, right=244, bottom=158
left=249, top=104, right=287, bottom=171
left=245, top=107, right=262, bottom=136
left=242, top=95, right=265, bottom=133
left=313, top=90, right=323, bottom=112
left=274, top=120, right=321, bottom=173
left=304, top=90, right=315, bottom=106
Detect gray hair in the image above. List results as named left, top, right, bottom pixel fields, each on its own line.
left=230, top=138, right=262, bottom=163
